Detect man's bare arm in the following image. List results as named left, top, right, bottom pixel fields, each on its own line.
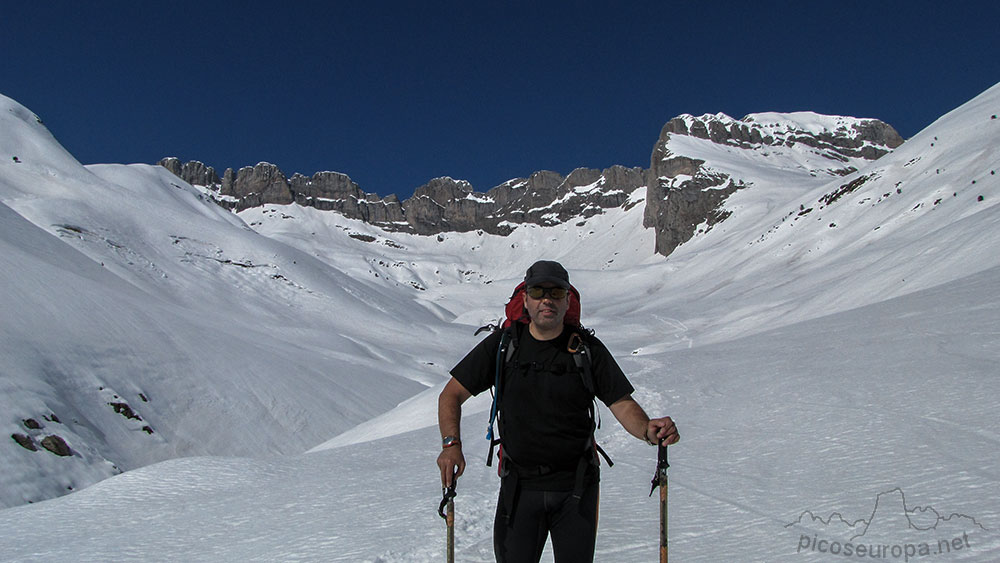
left=436, top=377, right=473, bottom=486
left=609, top=395, right=679, bottom=447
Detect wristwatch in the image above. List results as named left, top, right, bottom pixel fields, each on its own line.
left=645, top=429, right=659, bottom=446
left=442, top=436, right=461, bottom=448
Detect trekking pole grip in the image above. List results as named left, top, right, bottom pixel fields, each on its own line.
left=438, top=479, right=457, bottom=519
left=439, top=471, right=457, bottom=563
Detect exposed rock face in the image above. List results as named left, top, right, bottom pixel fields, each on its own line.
left=159, top=158, right=221, bottom=188
left=40, top=435, right=72, bottom=457
left=400, top=167, right=649, bottom=235
left=226, top=162, right=294, bottom=207
left=644, top=122, right=742, bottom=256
left=159, top=111, right=903, bottom=258
left=289, top=171, right=405, bottom=227
left=11, top=433, right=37, bottom=451
left=160, top=159, right=405, bottom=226
left=403, top=177, right=482, bottom=235
left=644, top=159, right=740, bottom=257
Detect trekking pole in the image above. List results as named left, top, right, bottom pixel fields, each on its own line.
left=649, top=442, right=669, bottom=563
left=438, top=472, right=457, bottom=563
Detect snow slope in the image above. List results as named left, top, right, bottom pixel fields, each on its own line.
left=0, top=94, right=445, bottom=507
left=1, top=266, right=997, bottom=562
left=0, top=82, right=998, bottom=561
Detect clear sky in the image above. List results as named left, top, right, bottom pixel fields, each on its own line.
left=3, top=2, right=997, bottom=199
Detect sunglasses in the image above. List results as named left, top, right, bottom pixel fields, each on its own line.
left=526, top=286, right=569, bottom=300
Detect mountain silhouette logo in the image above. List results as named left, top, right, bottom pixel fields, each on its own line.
left=786, top=487, right=988, bottom=541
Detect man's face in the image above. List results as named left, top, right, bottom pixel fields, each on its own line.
left=524, top=284, right=569, bottom=331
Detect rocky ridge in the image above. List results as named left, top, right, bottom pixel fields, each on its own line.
left=161, top=111, right=903, bottom=257
left=160, top=158, right=651, bottom=237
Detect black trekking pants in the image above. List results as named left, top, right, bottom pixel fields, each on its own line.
left=493, top=481, right=600, bottom=563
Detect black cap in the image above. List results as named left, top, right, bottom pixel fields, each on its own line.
left=524, top=260, right=570, bottom=289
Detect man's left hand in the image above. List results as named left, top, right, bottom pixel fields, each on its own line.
left=646, top=416, right=679, bottom=446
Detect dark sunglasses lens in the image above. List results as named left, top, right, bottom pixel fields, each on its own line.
left=527, top=287, right=568, bottom=299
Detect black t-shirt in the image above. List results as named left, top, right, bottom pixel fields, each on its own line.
left=451, top=324, right=634, bottom=489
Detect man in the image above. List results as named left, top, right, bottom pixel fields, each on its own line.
left=436, top=260, right=679, bottom=562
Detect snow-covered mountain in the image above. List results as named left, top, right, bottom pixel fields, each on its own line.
left=161, top=110, right=901, bottom=251
left=644, top=110, right=903, bottom=255
left=1, top=82, right=998, bottom=562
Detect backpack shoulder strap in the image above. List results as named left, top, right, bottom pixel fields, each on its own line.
left=566, top=329, right=595, bottom=394
left=567, top=328, right=614, bottom=469
left=486, top=324, right=520, bottom=466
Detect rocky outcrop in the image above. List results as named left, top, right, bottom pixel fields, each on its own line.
left=289, top=171, right=405, bottom=226
left=159, top=158, right=221, bottom=188
left=225, top=162, right=294, bottom=207
left=11, top=433, right=37, bottom=451
left=11, top=417, right=69, bottom=454
left=644, top=155, right=740, bottom=256
left=403, top=177, right=483, bottom=235
left=644, top=122, right=741, bottom=256
left=40, top=435, right=72, bottom=457
left=160, top=159, right=406, bottom=227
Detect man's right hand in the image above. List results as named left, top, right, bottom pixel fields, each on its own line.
left=437, top=445, right=466, bottom=488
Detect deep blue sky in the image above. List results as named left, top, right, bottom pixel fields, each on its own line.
left=3, top=2, right=997, bottom=199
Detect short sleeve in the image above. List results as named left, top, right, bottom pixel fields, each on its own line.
left=587, top=336, right=635, bottom=407
left=449, top=330, right=503, bottom=396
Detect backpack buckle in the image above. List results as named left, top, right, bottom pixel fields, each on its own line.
left=567, top=332, right=583, bottom=354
